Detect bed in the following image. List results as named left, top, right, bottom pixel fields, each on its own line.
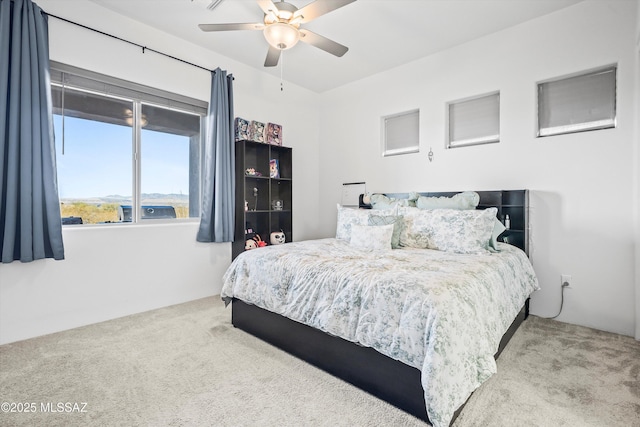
left=221, top=190, right=538, bottom=427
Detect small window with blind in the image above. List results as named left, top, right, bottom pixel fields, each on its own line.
left=447, top=91, right=500, bottom=148
left=537, top=65, right=617, bottom=137
left=382, top=109, right=420, bottom=156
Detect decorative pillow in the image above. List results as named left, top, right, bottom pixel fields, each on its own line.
left=399, top=208, right=497, bottom=254
left=396, top=205, right=420, bottom=216
left=336, top=204, right=371, bottom=241
left=370, top=192, right=419, bottom=210
left=350, top=224, right=394, bottom=251
left=398, top=209, right=434, bottom=249
left=368, top=214, right=403, bottom=249
left=416, top=191, right=480, bottom=210
left=336, top=204, right=396, bottom=241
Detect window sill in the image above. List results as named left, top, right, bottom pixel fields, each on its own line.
left=61, top=218, right=200, bottom=230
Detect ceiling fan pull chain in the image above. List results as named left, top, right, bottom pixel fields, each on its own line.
left=280, top=50, right=284, bottom=91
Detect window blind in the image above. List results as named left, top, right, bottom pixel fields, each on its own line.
left=382, top=109, right=419, bottom=156
left=448, top=92, right=500, bottom=148
left=538, top=66, right=616, bottom=137
left=49, top=61, right=207, bottom=115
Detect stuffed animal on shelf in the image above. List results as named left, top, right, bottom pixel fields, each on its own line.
left=245, top=168, right=262, bottom=176
left=245, top=223, right=256, bottom=241
left=245, top=234, right=267, bottom=250
left=270, top=231, right=285, bottom=245
left=254, top=234, right=267, bottom=247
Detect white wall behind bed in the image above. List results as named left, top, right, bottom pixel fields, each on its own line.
left=317, top=0, right=639, bottom=338
left=0, top=0, right=321, bottom=345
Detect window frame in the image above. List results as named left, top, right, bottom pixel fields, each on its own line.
left=446, top=91, right=500, bottom=149
left=50, top=62, right=207, bottom=226
left=381, top=109, right=420, bottom=157
left=536, top=65, right=617, bottom=138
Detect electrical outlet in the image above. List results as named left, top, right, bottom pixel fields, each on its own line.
left=561, top=274, right=572, bottom=288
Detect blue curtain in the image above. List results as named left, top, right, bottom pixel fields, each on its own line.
left=197, top=68, right=235, bottom=243
left=0, top=0, right=64, bottom=263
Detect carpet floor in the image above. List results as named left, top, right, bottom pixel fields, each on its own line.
left=1, top=296, right=638, bottom=427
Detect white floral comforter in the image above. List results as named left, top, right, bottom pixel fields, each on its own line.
left=221, top=239, right=539, bottom=427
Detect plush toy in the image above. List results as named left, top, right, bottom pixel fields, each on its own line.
left=270, top=231, right=285, bottom=245
left=245, top=223, right=256, bottom=241
left=245, top=239, right=258, bottom=250
left=254, top=234, right=268, bottom=247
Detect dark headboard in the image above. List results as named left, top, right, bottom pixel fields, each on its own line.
left=360, top=190, right=529, bottom=255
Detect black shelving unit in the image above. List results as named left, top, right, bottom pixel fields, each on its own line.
left=233, top=140, right=292, bottom=260
left=476, top=190, right=529, bottom=255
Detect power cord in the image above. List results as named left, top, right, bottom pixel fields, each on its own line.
left=541, top=281, right=570, bottom=319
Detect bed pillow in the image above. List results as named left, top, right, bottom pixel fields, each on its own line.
left=370, top=191, right=419, bottom=210
left=396, top=205, right=420, bottom=216
left=416, top=191, right=480, bottom=210
left=336, top=204, right=370, bottom=241
left=368, top=214, right=403, bottom=249
left=427, top=208, right=498, bottom=254
left=399, top=208, right=497, bottom=254
left=398, top=209, right=432, bottom=249
left=336, top=204, right=395, bottom=241
left=350, top=224, right=394, bottom=251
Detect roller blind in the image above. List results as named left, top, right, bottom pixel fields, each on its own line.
left=448, top=92, right=499, bottom=148
left=538, top=66, right=616, bottom=137
left=382, top=109, right=419, bottom=156
left=49, top=61, right=207, bottom=115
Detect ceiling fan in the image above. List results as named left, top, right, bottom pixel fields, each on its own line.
left=198, top=0, right=356, bottom=67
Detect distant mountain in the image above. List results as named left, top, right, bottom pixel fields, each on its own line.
left=102, top=194, right=130, bottom=202
left=140, top=193, right=188, bottom=201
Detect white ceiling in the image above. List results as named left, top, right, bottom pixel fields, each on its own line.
left=88, top=0, right=584, bottom=93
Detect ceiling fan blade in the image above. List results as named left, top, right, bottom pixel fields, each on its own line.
left=206, top=0, right=226, bottom=11
left=299, top=29, right=348, bottom=57
left=264, top=45, right=281, bottom=67
left=257, top=0, right=278, bottom=15
left=294, top=0, right=356, bottom=23
left=198, top=23, right=264, bottom=32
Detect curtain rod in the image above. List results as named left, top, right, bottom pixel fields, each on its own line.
left=46, top=13, right=215, bottom=74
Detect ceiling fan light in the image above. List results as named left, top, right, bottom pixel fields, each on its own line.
left=263, top=22, right=300, bottom=50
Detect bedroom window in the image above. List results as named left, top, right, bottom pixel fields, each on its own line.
left=381, top=109, right=420, bottom=156
left=447, top=91, right=500, bottom=148
left=537, top=65, right=617, bottom=137
left=50, top=62, right=207, bottom=225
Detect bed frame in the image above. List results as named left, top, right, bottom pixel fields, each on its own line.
left=230, top=190, right=531, bottom=425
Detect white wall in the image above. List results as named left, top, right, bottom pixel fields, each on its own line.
left=0, top=0, right=321, bottom=345
left=318, top=0, right=639, bottom=337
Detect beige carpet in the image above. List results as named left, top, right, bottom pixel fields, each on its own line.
left=453, top=315, right=640, bottom=427
left=0, top=296, right=638, bottom=427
